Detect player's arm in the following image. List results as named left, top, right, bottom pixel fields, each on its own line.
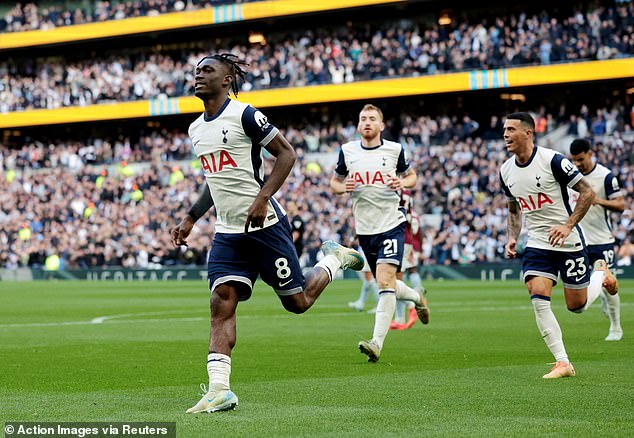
left=549, top=178, right=595, bottom=247
left=387, top=168, right=416, bottom=190
left=330, top=148, right=355, bottom=194
left=505, top=198, right=522, bottom=258
left=388, top=146, right=416, bottom=190
left=594, top=195, right=625, bottom=212
left=245, top=133, right=296, bottom=231
left=594, top=173, right=625, bottom=212
left=171, top=183, right=213, bottom=246
left=500, top=170, right=520, bottom=258
left=330, top=175, right=355, bottom=194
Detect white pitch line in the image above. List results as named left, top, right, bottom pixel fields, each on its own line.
left=91, top=310, right=193, bottom=324
left=1, top=302, right=631, bottom=329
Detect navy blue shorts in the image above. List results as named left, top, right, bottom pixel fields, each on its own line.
left=358, top=222, right=406, bottom=276
left=521, top=247, right=590, bottom=289
left=207, top=217, right=305, bottom=301
left=586, top=243, right=616, bottom=270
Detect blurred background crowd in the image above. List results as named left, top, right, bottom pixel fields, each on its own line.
left=2, top=104, right=633, bottom=270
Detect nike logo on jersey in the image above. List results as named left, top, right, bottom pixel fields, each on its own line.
left=573, top=276, right=585, bottom=282
left=279, top=279, right=293, bottom=287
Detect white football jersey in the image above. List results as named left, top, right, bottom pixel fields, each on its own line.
left=335, top=139, right=410, bottom=235
left=499, top=146, right=585, bottom=252
left=571, top=163, right=622, bottom=245
left=189, top=98, right=284, bottom=234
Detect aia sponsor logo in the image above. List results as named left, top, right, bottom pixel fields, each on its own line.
left=200, top=150, right=238, bottom=174
left=353, top=171, right=386, bottom=185
left=518, top=193, right=554, bottom=211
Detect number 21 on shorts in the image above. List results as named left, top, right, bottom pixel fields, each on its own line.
left=383, top=239, right=398, bottom=256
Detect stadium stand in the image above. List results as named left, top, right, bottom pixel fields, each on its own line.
left=0, top=1, right=258, bottom=33
left=2, top=2, right=633, bottom=112
left=2, top=103, right=632, bottom=269
left=0, top=0, right=632, bottom=273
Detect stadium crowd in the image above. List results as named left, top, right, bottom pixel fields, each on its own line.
left=2, top=2, right=633, bottom=112
left=1, top=106, right=632, bottom=270
left=1, top=0, right=257, bottom=33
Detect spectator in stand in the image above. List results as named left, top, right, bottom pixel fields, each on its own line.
left=1, top=105, right=632, bottom=270
left=2, top=3, right=633, bottom=113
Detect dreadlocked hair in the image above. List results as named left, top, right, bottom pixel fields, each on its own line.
left=198, top=53, right=249, bottom=96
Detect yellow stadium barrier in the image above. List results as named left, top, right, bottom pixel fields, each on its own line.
left=0, top=0, right=404, bottom=49
left=1, top=58, right=632, bottom=129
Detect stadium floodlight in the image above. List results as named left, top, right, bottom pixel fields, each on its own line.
left=248, top=32, right=266, bottom=45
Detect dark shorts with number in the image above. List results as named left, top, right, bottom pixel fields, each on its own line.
left=521, top=247, right=590, bottom=289
left=358, top=222, right=406, bottom=277
left=586, top=243, right=616, bottom=270
left=207, top=217, right=305, bottom=301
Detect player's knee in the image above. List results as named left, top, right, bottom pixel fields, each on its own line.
left=280, top=295, right=309, bottom=314
left=567, top=302, right=586, bottom=313
left=281, top=301, right=307, bottom=314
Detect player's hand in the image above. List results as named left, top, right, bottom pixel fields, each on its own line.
left=345, top=177, right=356, bottom=193
left=505, top=238, right=517, bottom=259
left=548, top=224, right=572, bottom=247
left=245, top=195, right=269, bottom=233
left=387, top=174, right=403, bottom=191
left=170, top=215, right=195, bottom=247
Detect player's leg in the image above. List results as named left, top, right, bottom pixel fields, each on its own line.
left=348, top=252, right=375, bottom=311
left=187, top=233, right=253, bottom=413
left=393, top=270, right=408, bottom=326
left=187, top=282, right=243, bottom=413
left=254, top=220, right=363, bottom=313
left=561, top=250, right=616, bottom=313
left=405, top=265, right=428, bottom=327
left=527, top=276, right=575, bottom=379
left=588, top=244, right=622, bottom=341
left=359, top=262, right=398, bottom=362
left=522, top=248, right=574, bottom=378
left=358, top=224, right=405, bottom=362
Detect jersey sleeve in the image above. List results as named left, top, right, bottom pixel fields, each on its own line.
left=241, top=105, right=279, bottom=147
left=334, top=148, right=348, bottom=177
left=604, top=172, right=623, bottom=199
left=396, top=146, right=411, bottom=175
left=550, top=153, right=582, bottom=188
left=499, top=170, right=514, bottom=199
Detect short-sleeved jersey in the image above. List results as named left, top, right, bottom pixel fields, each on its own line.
left=335, top=139, right=410, bottom=235
left=573, top=163, right=622, bottom=245
left=499, top=146, right=585, bottom=252
left=189, top=98, right=283, bottom=234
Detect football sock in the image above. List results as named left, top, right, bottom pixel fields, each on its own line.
left=207, top=353, right=231, bottom=390
left=369, top=279, right=379, bottom=302
left=358, top=277, right=372, bottom=304
left=531, top=296, right=569, bottom=363
left=395, top=279, right=421, bottom=304
left=315, top=254, right=341, bottom=282
left=394, top=300, right=406, bottom=323
left=371, top=290, right=396, bottom=350
left=603, top=288, right=622, bottom=333
left=408, top=271, right=422, bottom=291
left=582, top=269, right=605, bottom=311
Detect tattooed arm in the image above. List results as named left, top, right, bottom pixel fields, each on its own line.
left=548, top=178, right=595, bottom=247
left=505, top=199, right=522, bottom=258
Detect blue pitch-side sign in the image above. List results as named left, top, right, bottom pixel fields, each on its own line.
left=469, top=69, right=510, bottom=90
left=213, top=4, right=244, bottom=23
left=149, top=97, right=181, bottom=116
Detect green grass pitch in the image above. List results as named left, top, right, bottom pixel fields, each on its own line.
left=1, top=279, right=633, bottom=437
